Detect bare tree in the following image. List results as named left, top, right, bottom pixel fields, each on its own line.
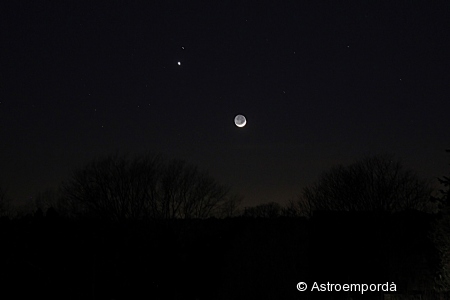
left=430, top=149, right=450, bottom=291
left=215, top=194, right=243, bottom=218
left=60, top=154, right=232, bottom=220
left=297, top=154, right=434, bottom=216
left=34, top=188, right=61, bottom=214
left=432, top=149, right=450, bottom=211
left=155, top=159, right=230, bottom=219
left=431, top=213, right=450, bottom=291
left=60, top=154, right=160, bottom=220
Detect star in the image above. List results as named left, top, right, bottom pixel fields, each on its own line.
left=177, top=61, right=181, bottom=66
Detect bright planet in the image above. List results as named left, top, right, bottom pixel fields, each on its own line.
left=234, top=114, right=246, bottom=127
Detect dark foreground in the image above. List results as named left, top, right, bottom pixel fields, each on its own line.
left=0, top=211, right=447, bottom=299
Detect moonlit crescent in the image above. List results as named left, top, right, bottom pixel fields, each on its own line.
left=234, top=114, right=246, bottom=127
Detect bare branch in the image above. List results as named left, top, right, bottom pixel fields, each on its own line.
left=297, top=154, right=434, bottom=215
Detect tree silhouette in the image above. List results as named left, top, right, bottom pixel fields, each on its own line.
left=430, top=149, right=450, bottom=291
left=297, top=154, right=434, bottom=216
left=60, top=154, right=232, bottom=220
left=215, top=194, right=242, bottom=218
left=34, top=188, right=62, bottom=216
left=60, top=154, right=158, bottom=220
left=430, top=214, right=450, bottom=291
left=433, top=149, right=450, bottom=210
left=156, top=159, right=230, bottom=219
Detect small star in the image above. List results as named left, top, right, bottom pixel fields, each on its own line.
left=177, top=61, right=181, bottom=66
left=181, top=46, right=185, bottom=50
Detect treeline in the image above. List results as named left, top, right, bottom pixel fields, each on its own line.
left=0, top=151, right=449, bottom=299
left=1, top=153, right=444, bottom=220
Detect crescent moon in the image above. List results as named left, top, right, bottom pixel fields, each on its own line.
left=237, top=119, right=246, bottom=127
left=234, top=115, right=246, bottom=127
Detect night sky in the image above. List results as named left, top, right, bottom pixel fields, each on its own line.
left=1, top=1, right=449, bottom=207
